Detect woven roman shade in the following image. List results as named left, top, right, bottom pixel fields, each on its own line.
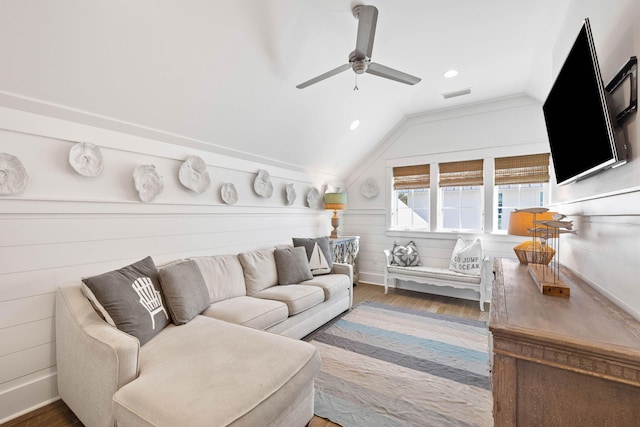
left=393, top=164, right=430, bottom=190
left=495, top=153, right=550, bottom=185
left=439, top=160, right=484, bottom=187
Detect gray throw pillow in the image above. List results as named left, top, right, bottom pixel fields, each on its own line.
left=391, top=241, right=420, bottom=266
left=159, top=259, right=210, bottom=325
left=292, top=236, right=333, bottom=275
left=82, top=256, right=170, bottom=345
left=274, top=246, right=313, bottom=285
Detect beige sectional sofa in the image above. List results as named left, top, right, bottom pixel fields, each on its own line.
left=55, top=240, right=353, bottom=427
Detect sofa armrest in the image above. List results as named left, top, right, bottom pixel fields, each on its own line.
left=332, top=262, right=354, bottom=308
left=56, top=283, right=140, bottom=427
left=332, top=262, right=353, bottom=284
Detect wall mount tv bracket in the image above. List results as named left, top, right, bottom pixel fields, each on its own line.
left=605, top=56, right=637, bottom=125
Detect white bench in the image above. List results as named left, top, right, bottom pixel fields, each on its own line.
left=383, top=249, right=492, bottom=311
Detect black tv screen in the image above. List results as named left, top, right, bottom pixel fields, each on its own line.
left=542, top=18, right=627, bottom=185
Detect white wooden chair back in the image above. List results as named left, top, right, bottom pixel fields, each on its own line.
left=131, top=277, right=168, bottom=329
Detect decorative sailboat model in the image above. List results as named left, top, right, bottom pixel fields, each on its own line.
left=528, top=211, right=576, bottom=297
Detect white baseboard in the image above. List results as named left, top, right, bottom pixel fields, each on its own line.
left=0, top=369, right=58, bottom=424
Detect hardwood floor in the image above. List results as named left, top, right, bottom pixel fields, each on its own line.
left=5, top=282, right=487, bottom=427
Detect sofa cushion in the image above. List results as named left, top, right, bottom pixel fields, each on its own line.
left=302, top=273, right=351, bottom=300
left=449, top=236, right=483, bottom=275
left=292, top=236, right=333, bottom=275
left=159, top=259, right=210, bottom=325
left=81, top=256, right=169, bottom=345
left=274, top=246, right=313, bottom=285
left=201, top=296, right=288, bottom=330
left=113, top=316, right=321, bottom=427
left=190, top=254, right=246, bottom=303
left=238, top=248, right=279, bottom=295
left=391, top=240, right=421, bottom=266
left=253, top=285, right=325, bottom=315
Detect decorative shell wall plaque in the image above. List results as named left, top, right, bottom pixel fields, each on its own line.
left=221, top=182, right=238, bottom=205
left=0, top=153, right=28, bottom=195
left=285, top=183, right=296, bottom=206
left=360, top=177, right=379, bottom=199
left=306, top=187, right=321, bottom=209
left=253, top=169, right=273, bottom=198
left=178, top=155, right=211, bottom=193
left=133, top=164, right=164, bottom=202
left=69, top=142, right=104, bottom=177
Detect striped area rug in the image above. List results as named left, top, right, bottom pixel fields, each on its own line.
left=309, top=301, right=493, bottom=426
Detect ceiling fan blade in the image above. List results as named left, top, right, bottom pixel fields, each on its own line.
left=296, top=63, right=351, bottom=89
left=366, top=62, right=421, bottom=85
left=354, top=5, right=378, bottom=59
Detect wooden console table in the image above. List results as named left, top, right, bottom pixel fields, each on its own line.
left=489, top=258, right=640, bottom=426
left=329, top=236, right=359, bottom=284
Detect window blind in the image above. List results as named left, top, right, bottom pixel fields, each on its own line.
left=439, top=160, right=484, bottom=187
left=494, top=153, right=550, bottom=185
left=393, top=164, right=430, bottom=190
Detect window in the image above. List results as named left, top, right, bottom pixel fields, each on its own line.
left=494, top=154, right=550, bottom=232
left=439, top=160, right=484, bottom=231
left=392, top=165, right=430, bottom=229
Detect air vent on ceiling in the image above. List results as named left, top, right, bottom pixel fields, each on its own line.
left=442, top=88, right=472, bottom=99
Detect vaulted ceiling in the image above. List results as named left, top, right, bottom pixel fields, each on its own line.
left=0, top=0, right=569, bottom=178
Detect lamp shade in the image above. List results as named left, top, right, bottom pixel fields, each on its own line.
left=324, top=192, right=347, bottom=211
left=508, top=210, right=556, bottom=237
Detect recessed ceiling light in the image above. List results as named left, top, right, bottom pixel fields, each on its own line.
left=443, top=69, right=459, bottom=78
left=350, top=120, right=360, bottom=130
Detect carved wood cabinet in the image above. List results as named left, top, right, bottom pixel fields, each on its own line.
left=489, top=258, right=640, bottom=426
left=329, top=236, right=359, bottom=284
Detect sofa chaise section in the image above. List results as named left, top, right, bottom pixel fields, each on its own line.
left=112, top=316, right=321, bottom=427
left=56, top=283, right=322, bottom=427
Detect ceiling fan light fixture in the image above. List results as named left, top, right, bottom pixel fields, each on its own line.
left=295, top=5, right=421, bottom=89
left=352, top=59, right=369, bottom=74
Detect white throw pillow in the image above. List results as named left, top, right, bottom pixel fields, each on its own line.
left=238, top=248, right=279, bottom=295
left=449, top=236, right=483, bottom=275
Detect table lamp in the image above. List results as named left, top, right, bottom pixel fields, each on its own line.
left=508, top=208, right=556, bottom=265
left=324, top=192, right=347, bottom=238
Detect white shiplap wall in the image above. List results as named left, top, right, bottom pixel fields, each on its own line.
left=342, top=91, right=640, bottom=321
left=341, top=0, right=640, bottom=325
left=342, top=95, right=552, bottom=294
left=545, top=0, right=640, bottom=320
left=0, top=107, right=338, bottom=422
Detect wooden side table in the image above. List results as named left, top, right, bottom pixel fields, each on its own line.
left=489, top=258, right=640, bottom=426
left=329, top=236, right=359, bottom=284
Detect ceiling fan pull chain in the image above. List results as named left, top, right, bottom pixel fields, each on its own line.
left=354, top=74, right=359, bottom=91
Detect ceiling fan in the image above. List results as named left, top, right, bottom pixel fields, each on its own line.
left=296, top=4, right=421, bottom=89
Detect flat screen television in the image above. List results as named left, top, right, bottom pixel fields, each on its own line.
left=542, top=18, right=628, bottom=186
